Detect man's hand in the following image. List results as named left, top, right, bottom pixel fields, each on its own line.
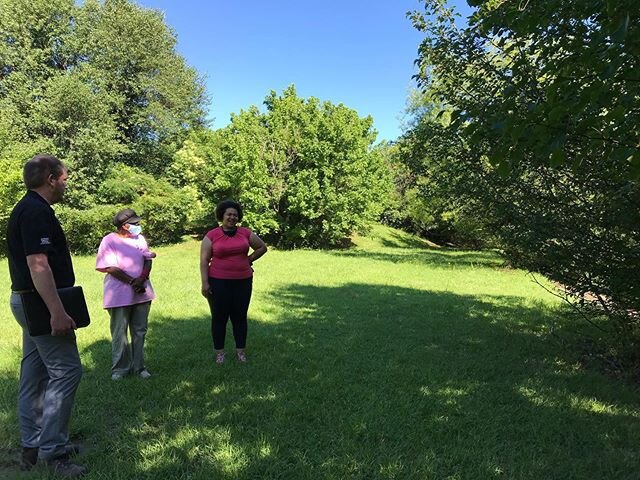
left=50, top=311, right=77, bottom=336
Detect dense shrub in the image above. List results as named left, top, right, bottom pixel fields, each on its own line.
left=0, top=161, right=25, bottom=256
left=176, top=87, right=390, bottom=248
left=96, top=165, right=159, bottom=205
left=382, top=119, right=494, bottom=248
left=56, top=205, right=121, bottom=254
left=133, top=189, right=194, bottom=245
left=95, top=163, right=200, bottom=245
left=0, top=138, right=54, bottom=256
left=55, top=187, right=194, bottom=254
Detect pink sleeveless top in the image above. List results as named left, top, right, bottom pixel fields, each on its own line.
left=205, top=227, right=253, bottom=279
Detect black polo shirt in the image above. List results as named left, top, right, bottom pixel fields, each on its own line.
left=7, top=190, right=75, bottom=291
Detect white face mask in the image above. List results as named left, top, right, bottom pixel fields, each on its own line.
left=127, top=224, right=142, bottom=236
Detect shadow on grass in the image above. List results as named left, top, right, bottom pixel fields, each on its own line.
left=329, top=247, right=505, bottom=269
left=1, top=284, right=639, bottom=479
left=375, top=229, right=435, bottom=249
left=353, top=226, right=505, bottom=269
left=91, top=286, right=640, bottom=478
left=0, top=338, right=109, bottom=476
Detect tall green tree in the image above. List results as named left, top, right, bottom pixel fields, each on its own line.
left=410, top=0, right=639, bottom=178
left=178, top=86, right=389, bottom=248
left=74, top=0, right=207, bottom=174
left=0, top=0, right=207, bottom=203
left=408, top=1, right=640, bottom=351
left=383, top=90, right=491, bottom=247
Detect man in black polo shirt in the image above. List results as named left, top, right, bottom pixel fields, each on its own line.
left=7, top=154, right=87, bottom=477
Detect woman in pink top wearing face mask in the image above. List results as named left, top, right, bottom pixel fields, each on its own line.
left=200, top=200, right=267, bottom=364
left=96, top=208, right=156, bottom=380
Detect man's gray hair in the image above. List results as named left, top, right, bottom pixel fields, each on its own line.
left=23, top=154, right=66, bottom=189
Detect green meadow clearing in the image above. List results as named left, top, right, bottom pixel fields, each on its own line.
left=0, top=225, right=638, bottom=479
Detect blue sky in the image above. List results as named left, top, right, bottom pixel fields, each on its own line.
left=135, top=0, right=472, bottom=142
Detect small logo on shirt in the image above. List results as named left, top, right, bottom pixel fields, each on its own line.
left=40, top=237, right=51, bottom=245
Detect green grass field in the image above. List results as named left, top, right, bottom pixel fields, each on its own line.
left=1, top=225, right=638, bottom=479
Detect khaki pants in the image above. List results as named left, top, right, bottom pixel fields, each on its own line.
left=109, top=301, right=151, bottom=376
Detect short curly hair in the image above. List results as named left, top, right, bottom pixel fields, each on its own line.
left=215, top=199, right=243, bottom=222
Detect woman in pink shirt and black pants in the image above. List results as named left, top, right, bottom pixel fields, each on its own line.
left=200, top=200, right=267, bottom=364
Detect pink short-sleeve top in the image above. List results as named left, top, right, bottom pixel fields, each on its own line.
left=95, top=232, right=156, bottom=308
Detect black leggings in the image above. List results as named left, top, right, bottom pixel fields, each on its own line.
left=207, top=277, right=253, bottom=350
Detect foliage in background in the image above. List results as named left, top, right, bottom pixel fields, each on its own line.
left=0, top=0, right=207, bottom=206
left=56, top=204, right=121, bottom=255
left=382, top=92, right=493, bottom=248
left=132, top=187, right=196, bottom=246
left=1, top=0, right=390, bottom=251
left=408, top=0, right=640, bottom=360
left=0, top=136, right=54, bottom=255
left=57, top=164, right=197, bottom=254
left=175, top=86, right=391, bottom=248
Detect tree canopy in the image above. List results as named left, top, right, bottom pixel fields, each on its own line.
left=0, top=0, right=207, bottom=200
left=402, top=0, right=639, bottom=351
left=1, top=1, right=388, bottom=251
left=0, top=0, right=207, bottom=251
left=176, top=86, right=389, bottom=248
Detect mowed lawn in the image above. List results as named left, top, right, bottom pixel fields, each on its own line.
left=0, top=225, right=638, bottom=479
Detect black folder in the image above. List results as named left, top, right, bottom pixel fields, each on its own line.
left=20, top=286, right=91, bottom=336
